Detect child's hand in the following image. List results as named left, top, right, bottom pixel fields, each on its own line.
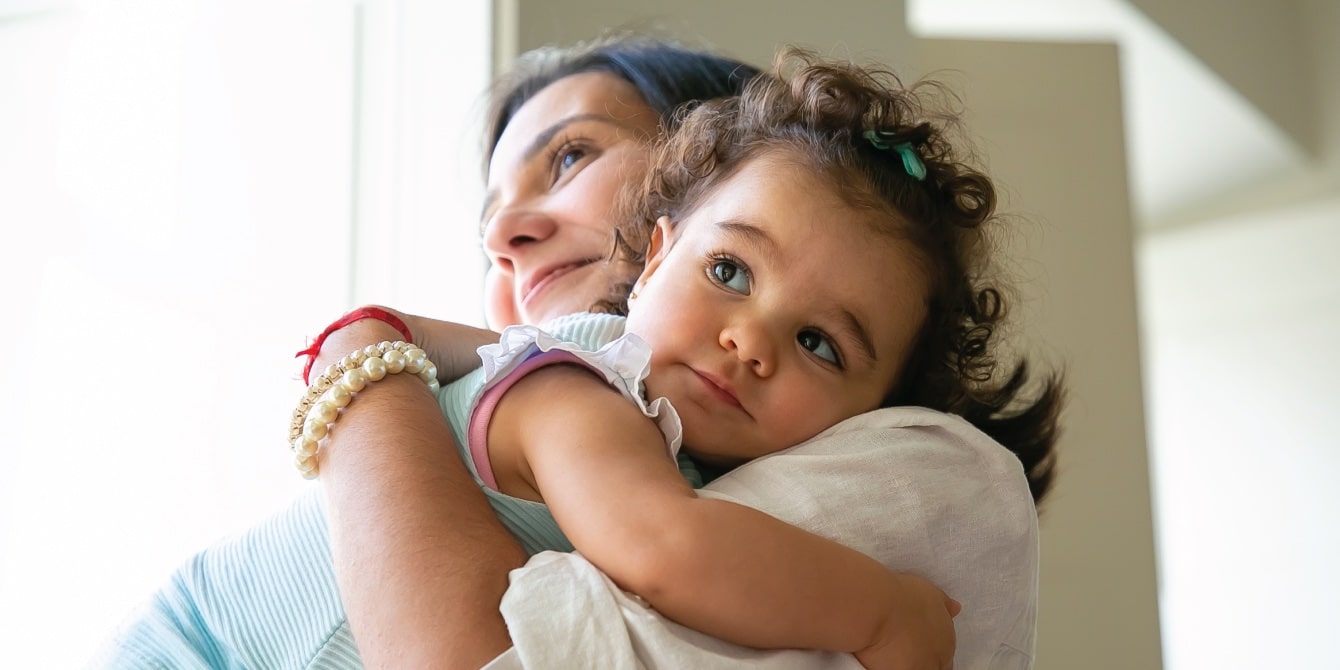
left=306, top=307, right=498, bottom=385
left=395, top=311, right=500, bottom=382
left=854, top=573, right=961, bottom=670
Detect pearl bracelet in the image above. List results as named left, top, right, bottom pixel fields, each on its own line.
left=289, top=340, right=440, bottom=479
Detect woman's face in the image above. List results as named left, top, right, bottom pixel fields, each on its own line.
left=482, top=72, right=661, bottom=329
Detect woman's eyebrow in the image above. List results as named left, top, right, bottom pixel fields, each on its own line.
left=522, top=113, right=609, bottom=161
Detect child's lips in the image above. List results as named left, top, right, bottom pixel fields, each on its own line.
left=691, top=368, right=750, bottom=416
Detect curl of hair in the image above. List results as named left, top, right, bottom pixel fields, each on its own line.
left=611, top=47, right=1064, bottom=505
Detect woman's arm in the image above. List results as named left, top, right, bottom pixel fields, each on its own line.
left=488, top=365, right=957, bottom=669
left=310, top=310, right=524, bottom=669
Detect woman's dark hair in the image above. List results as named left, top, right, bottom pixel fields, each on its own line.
left=611, top=48, right=1064, bottom=505
left=482, top=34, right=760, bottom=173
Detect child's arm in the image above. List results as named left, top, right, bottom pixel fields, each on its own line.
left=488, top=364, right=958, bottom=669
left=345, top=305, right=500, bottom=382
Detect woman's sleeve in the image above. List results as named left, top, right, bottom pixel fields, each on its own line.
left=88, top=492, right=353, bottom=669
left=312, top=318, right=527, bottom=668
left=694, top=407, right=1041, bottom=667
left=493, top=406, right=1039, bottom=669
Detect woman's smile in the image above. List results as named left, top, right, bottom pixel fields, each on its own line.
left=521, top=257, right=600, bottom=309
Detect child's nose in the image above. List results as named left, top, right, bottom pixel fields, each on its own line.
left=719, top=321, right=776, bottom=377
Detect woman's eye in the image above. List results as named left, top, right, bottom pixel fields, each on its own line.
left=798, top=330, right=841, bottom=366
left=558, top=148, right=586, bottom=171
left=551, top=144, right=589, bottom=183
left=710, top=259, right=751, bottom=294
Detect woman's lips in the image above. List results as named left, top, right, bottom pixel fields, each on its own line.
left=521, top=259, right=597, bottom=308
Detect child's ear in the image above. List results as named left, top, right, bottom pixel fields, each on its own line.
left=632, top=216, right=674, bottom=295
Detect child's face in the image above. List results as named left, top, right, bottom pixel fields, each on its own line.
left=624, top=153, right=930, bottom=467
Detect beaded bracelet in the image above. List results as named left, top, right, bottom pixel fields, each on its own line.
left=289, top=340, right=440, bottom=479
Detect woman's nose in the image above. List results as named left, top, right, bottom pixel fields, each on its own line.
left=719, top=321, right=776, bottom=377
left=483, top=208, right=559, bottom=271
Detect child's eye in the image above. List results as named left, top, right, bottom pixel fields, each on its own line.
left=798, top=329, right=842, bottom=367
left=709, top=258, right=751, bottom=294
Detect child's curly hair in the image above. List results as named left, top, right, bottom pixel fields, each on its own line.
left=602, top=47, right=1063, bottom=505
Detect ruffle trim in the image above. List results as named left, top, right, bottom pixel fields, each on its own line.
left=475, top=324, right=683, bottom=456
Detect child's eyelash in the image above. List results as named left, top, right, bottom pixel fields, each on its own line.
left=705, top=251, right=752, bottom=282
left=706, top=250, right=748, bottom=270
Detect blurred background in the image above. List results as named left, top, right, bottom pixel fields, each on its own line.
left=1, top=1, right=1335, bottom=668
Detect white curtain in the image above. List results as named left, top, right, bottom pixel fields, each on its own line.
left=0, top=1, right=487, bottom=666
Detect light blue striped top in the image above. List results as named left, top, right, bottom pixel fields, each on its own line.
left=89, top=313, right=699, bottom=669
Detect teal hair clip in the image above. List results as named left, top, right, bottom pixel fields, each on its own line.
left=863, top=130, right=927, bottom=182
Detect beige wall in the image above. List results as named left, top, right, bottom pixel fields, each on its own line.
left=1127, top=0, right=1315, bottom=151
left=1135, top=2, right=1340, bottom=667
left=496, top=0, right=914, bottom=78
left=497, top=2, right=1164, bottom=669
left=918, top=38, right=1163, bottom=670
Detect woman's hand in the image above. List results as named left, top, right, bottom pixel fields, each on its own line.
left=855, top=573, right=961, bottom=670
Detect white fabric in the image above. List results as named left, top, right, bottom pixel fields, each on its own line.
left=476, top=323, right=683, bottom=457
left=484, top=406, right=1039, bottom=670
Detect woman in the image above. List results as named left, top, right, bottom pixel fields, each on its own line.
left=314, top=35, right=1056, bottom=670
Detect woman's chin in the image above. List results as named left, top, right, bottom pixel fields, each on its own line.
left=522, top=296, right=593, bottom=327
left=522, top=273, right=612, bottom=325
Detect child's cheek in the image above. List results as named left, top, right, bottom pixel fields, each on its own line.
left=763, top=383, right=817, bottom=447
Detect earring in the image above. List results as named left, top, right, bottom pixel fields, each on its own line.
left=629, top=291, right=638, bottom=301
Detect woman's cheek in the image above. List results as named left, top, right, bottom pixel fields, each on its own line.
left=484, top=265, right=519, bottom=330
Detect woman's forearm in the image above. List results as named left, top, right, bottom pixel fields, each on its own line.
left=312, top=318, right=525, bottom=668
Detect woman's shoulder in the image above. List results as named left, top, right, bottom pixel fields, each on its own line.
left=698, top=404, right=1038, bottom=555
left=537, top=311, right=627, bottom=348
left=697, top=406, right=1039, bottom=664
left=781, top=406, right=1026, bottom=480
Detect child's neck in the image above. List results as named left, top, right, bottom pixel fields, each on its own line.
left=686, top=452, right=732, bottom=485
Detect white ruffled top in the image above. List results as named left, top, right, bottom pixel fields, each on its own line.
left=465, top=322, right=684, bottom=490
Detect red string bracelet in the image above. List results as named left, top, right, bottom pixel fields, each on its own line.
left=296, top=307, right=414, bottom=384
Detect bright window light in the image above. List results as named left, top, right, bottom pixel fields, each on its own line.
left=0, top=1, right=488, bottom=666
